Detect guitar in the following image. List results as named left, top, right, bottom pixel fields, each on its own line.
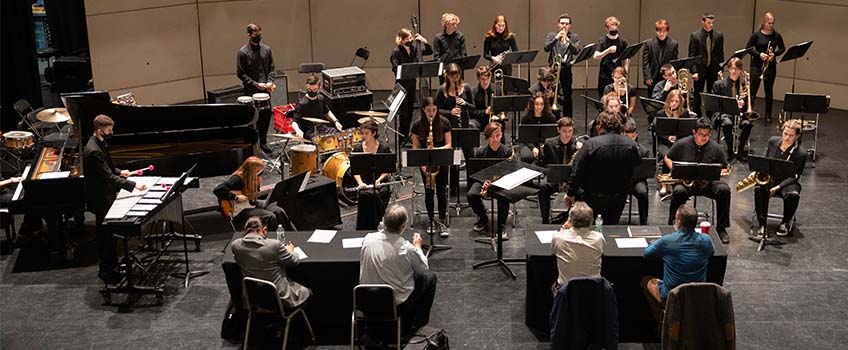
left=218, top=184, right=276, bottom=218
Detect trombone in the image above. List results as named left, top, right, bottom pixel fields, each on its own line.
left=550, top=54, right=562, bottom=112
left=678, top=68, right=692, bottom=110
left=489, top=68, right=506, bottom=122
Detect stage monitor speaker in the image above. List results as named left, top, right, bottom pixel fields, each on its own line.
left=278, top=174, right=341, bottom=230
left=323, top=90, right=373, bottom=129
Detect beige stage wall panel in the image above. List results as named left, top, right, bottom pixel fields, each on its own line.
left=108, top=78, right=205, bottom=106
left=197, top=0, right=312, bottom=92
left=85, top=0, right=194, bottom=16
left=86, top=3, right=204, bottom=102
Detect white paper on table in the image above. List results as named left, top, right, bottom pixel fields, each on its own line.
left=308, top=229, right=337, bottom=243
left=535, top=230, right=558, bottom=244
left=39, top=171, right=70, bottom=179
left=294, top=247, right=308, bottom=260
left=492, top=167, right=543, bottom=191
left=342, top=237, right=366, bottom=249
left=615, top=237, right=649, bottom=248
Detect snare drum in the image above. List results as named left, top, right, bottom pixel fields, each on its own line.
left=251, top=93, right=271, bottom=112
left=237, top=96, right=254, bottom=106
left=322, top=152, right=358, bottom=203
left=349, top=128, right=363, bottom=144
left=3, top=131, right=34, bottom=149
left=313, top=134, right=340, bottom=153
left=290, top=144, right=317, bottom=176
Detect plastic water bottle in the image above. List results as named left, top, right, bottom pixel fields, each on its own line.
left=276, top=224, right=286, bottom=243
left=595, top=214, right=604, bottom=233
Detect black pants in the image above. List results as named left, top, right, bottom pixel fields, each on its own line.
left=356, top=186, right=391, bottom=231
left=668, top=181, right=731, bottom=229
left=754, top=181, right=800, bottom=226
left=631, top=180, right=649, bottom=225
left=583, top=192, right=628, bottom=226
left=420, top=168, right=448, bottom=221
left=538, top=182, right=560, bottom=224
left=467, top=181, right=510, bottom=233
left=750, top=66, right=777, bottom=119
left=257, top=107, right=272, bottom=149
left=397, top=269, right=438, bottom=332
left=559, top=68, right=574, bottom=117
left=92, top=207, right=117, bottom=281
left=398, top=79, right=417, bottom=141
left=233, top=203, right=293, bottom=231
left=719, top=114, right=753, bottom=157
left=692, top=67, right=719, bottom=116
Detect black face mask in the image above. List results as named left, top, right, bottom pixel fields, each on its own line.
left=102, top=132, right=113, bottom=141
left=251, top=35, right=262, bottom=44
left=608, top=30, right=619, bottom=36
left=307, top=90, right=318, bottom=98
left=404, top=41, right=414, bottom=48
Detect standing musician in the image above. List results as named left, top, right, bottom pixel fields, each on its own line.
left=538, top=117, right=581, bottom=224
left=593, top=16, right=629, bottom=98
left=433, top=13, right=466, bottom=83
left=603, top=67, right=636, bottom=117
left=664, top=117, right=732, bottom=244
left=565, top=111, right=640, bottom=225
left=655, top=89, right=693, bottom=195
left=651, top=64, right=678, bottom=102
left=483, top=15, right=519, bottom=76
left=411, top=97, right=452, bottom=237
left=528, top=67, right=560, bottom=116
left=544, top=13, right=582, bottom=117
left=467, top=123, right=512, bottom=236
left=642, top=19, right=679, bottom=90
left=746, top=12, right=786, bottom=124
left=712, top=57, right=753, bottom=162
left=83, top=115, right=148, bottom=285
left=754, top=119, right=806, bottom=236
left=290, top=75, right=343, bottom=139
left=472, top=66, right=497, bottom=132
left=236, top=23, right=276, bottom=154
left=352, top=120, right=393, bottom=231
left=688, top=13, right=725, bottom=116
left=623, top=121, right=651, bottom=225
left=213, top=156, right=292, bottom=231
left=391, top=28, right=433, bottom=143
left=435, top=63, right=475, bottom=197
left=518, top=92, right=557, bottom=164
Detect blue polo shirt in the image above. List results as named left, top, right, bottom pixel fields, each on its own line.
left=644, top=228, right=715, bottom=301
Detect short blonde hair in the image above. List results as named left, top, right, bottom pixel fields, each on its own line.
left=604, top=16, right=620, bottom=28
left=441, top=13, right=460, bottom=27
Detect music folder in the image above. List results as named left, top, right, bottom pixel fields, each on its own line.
left=700, top=92, right=740, bottom=116
left=634, top=158, right=657, bottom=180
left=569, top=43, right=597, bottom=66
left=517, top=124, right=558, bottom=145
left=396, top=61, right=443, bottom=80
left=654, top=117, right=697, bottom=137
left=747, top=155, right=796, bottom=180
left=669, top=56, right=700, bottom=71
left=670, top=162, right=723, bottom=182
left=613, top=40, right=645, bottom=64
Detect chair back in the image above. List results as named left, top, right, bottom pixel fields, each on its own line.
left=353, top=284, right=397, bottom=322
left=663, top=282, right=735, bottom=350
left=242, top=277, right=285, bottom=315
left=550, top=276, right=618, bottom=350
left=13, top=100, right=33, bottom=118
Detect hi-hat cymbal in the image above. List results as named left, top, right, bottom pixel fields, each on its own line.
left=354, top=110, right=388, bottom=117
left=270, top=133, right=311, bottom=143
left=303, top=117, right=331, bottom=124
left=36, top=108, right=71, bottom=123
left=358, top=117, right=386, bottom=125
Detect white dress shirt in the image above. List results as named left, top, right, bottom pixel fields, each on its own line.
left=359, top=229, right=429, bottom=305
left=551, top=226, right=605, bottom=285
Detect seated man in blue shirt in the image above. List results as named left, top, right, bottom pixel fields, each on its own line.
left=641, top=204, right=714, bottom=322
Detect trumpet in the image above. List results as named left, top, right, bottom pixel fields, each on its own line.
left=678, top=68, right=692, bottom=110
left=760, top=41, right=773, bottom=80
left=423, top=122, right=440, bottom=190
left=487, top=50, right=511, bottom=70
left=550, top=54, right=562, bottom=112
left=739, top=71, right=761, bottom=121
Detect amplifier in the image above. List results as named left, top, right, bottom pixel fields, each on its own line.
left=278, top=174, right=341, bottom=230
left=322, top=66, right=367, bottom=96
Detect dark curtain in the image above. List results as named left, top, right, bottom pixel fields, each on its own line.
left=1, top=0, right=42, bottom=132
left=44, top=0, right=88, bottom=55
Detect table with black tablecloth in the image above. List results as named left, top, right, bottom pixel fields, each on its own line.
left=222, top=230, right=368, bottom=345
left=524, top=225, right=727, bottom=343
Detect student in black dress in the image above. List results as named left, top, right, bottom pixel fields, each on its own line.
left=433, top=13, right=466, bottom=84
left=593, top=16, right=629, bottom=98
left=435, top=63, right=474, bottom=197
left=213, top=156, right=292, bottom=230
left=746, top=12, right=786, bottom=123
left=518, top=93, right=557, bottom=163
left=483, top=15, right=519, bottom=76
left=391, top=28, right=433, bottom=142
left=603, top=67, right=636, bottom=117
left=411, top=97, right=452, bottom=237
left=352, top=120, right=393, bottom=230
left=467, top=123, right=512, bottom=236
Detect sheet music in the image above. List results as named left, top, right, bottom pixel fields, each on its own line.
left=105, top=196, right=141, bottom=219
left=117, top=176, right=160, bottom=199
left=615, top=237, right=648, bottom=249
left=39, top=171, right=70, bottom=179
left=535, top=230, right=557, bottom=244
left=342, top=237, right=366, bottom=249
left=492, top=167, right=543, bottom=191
left=294, top=247, right=308, bottom=260
left=308, top=230, right=337, bottom=243
left=11, top=166, right=31, bottom=201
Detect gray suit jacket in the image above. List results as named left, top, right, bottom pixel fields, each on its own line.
left=231, top=233, right=310, bottom=308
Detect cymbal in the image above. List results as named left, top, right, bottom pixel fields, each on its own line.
left=303, top=117, right=331, bottom=124
left=270, top=133, right=311, bottom=143
left=354, top=110, right=388, bottom=117
left=358, top=117, right=386, bottom=125
left=36, top=108, right=71, bottom=123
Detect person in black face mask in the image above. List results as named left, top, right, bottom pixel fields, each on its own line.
left=82, top=114, right=148, bottom=285
left=593, top=16, right=629, bottom=98
left=237, top=23, right=276, bottom=153
left=390, top=28, right=432, bottom=144
left=290, top=74, right=342, bottom=139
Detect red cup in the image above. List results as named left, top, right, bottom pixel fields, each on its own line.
left=700, top=221, right=711, bottom=234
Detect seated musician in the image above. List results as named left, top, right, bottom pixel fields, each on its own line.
left=538, top=117, right=581, bottom=224
left=528, top=67, right=560, bottom=116
left=83, top=115, right=148, bottom=285
left=231, top=216, right=310, bottom=308
left=664, top=117, right=731, bottom=243
left=411, top=97, right=452, bottom=237
left=290, top=74, right=343, bottom=139
left=353, top=120, right=393, bottom=231
left=518, top=93, right=557, bottom=164
left=471, top=66, right=496, bottom=132
left=754, top=119, right=807, bottom=236
left=602, top=67, right=636, bottom=117
left=623, top=121, right=651, bottom=225
left=651, top=64, right=678, bottom=102
left=655, top=89, right=692, bottom=195
left=712, top=57, right=753, bottom=162
left=551, top=201, right=604, bottom=291
left=588, top=91, right=625, bottom=138
left=565, top=111, right=641, bottom=225
left=466, top=123, right=512, bottom=236
left=213, top=156, right=292, bottom=230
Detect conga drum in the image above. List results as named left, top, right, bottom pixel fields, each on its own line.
left=251, top=93, right=271, bottom=113
left=290, top=144, right=317, bottom=176
left=237, top=96, right=254, bottom=106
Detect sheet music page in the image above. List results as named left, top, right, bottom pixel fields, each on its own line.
left=615, top=237, right=648, bottom=249
left=492, top=167, right=543, bottom=191
left=106, top=196, right=142, bottom=219
left=307, top=230, right=337, bottom=243
left=342, top=237, right=366, bottom=249
left=117, top=176, right=160, bottom=199
left=534, top=230, right=558, bottom=244
left=294, top=247, right=308, bottom=260
left=39, top=171, right=70, bottom=179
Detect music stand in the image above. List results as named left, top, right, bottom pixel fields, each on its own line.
left=640, top=96, right=664, bottom=116
left=783, top=93, right=828, bottom=163
left=614, top=40, right=645, bottom=65
left=669, top=56, right=700, bottom=71
left=378, top=83, right=407, bottom=164
left=780, top=41, right=813, bottom=93
left=398, top=60, right=443, bottom=103
left=501, top=75, right=530, bottom=95
left=405, top=148, right=455, bottom=256
left=467, top=157, right=511, bottom=247
left=571, top=43, right=597, bottom=131
left=581, top=94, right=603, bottom=113
left=700, top=92, right=740, bottom=146
left=469, top=159, right=546, bottom=279
left=163, top=164, right=208, bottom=288
left=500, top=50, right=539, bottom=82
left=449, top=55, right=481, bottom=72
left=722, top=47, right=750, bottom=71
left=451, top=128, right=480, bottom=213
left=746, top=154, right=796, bottom=251
left=350, top=152, right=397, bottom=213
left=670, top=161, right=723, bottom=212
left=517, top=124, right=558, bottom=147
left=493, top=94, right=532, bottom=144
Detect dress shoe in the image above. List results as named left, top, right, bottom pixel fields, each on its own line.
left=737, top=151, right=748, bottom=162
left=716, top=228, right=730, bottom=244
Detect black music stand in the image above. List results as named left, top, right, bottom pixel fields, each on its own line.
left=581, top=94, right=603, bottom=113
left=654, top=117, right=697, bottom=156
left=669, top=56, right=700, bottom=71
left=469, top=159, right=546, bottom=279
left=640, top=96, right=664, bottom=116
left=670, top=161, right=723, bottom=213
left=517, top=124, right=558, bottom=151
left=379, top=83, right=407, bottom=164
left=783, top=93, right=828, bottom=163
left=493, top=94, right=532, bottom=144
left=700, top=92, right=740, bottom=147
left=780, top=41, right=813, bottom=93
left=398, top=60, right=443, bottom=103
left=467, top=158, right=509, bottom=247
left=405, top=148, right=455, bottom=256
left=450, top=55, right=481, bottom=72
left=628, top=158, right=658, bottom=224
left=501, top=75, right=530, bottom=95
left=500, top=50, right=539, bottom=82
left=571, top=43, right=597, bottom=131
left=746, top=155, right=796, bottom=251
left=723, top=48, right=750, bottom=71
left=450, top=128, right=480, bottom=214
left=350, top=152, right=397, bottom=213
left=614, top=40, right=645, bottom=65
left=167, top=164, right=209, bottom=288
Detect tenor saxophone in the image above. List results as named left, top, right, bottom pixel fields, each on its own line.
left=423, top=122, right=440, bottom=190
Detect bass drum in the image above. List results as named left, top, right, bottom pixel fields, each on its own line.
left=321, top=152, right=358, bottom=204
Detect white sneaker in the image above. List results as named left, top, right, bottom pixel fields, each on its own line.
left=436, top=220, right=449, bottom=238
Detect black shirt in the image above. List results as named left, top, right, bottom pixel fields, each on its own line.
left=764, top=136, right=806, bottom=187
left=293, top=95, right=331, bottom=134
left=483, top=34, right=518, bottom=62
left=712, top=76, right=746, bottom=111
left=433, top=30, right=467, bottom=63
left=435, top=85, right=475, bottom=127
left=390, top=43, right=433, bottom=75
left=746, top=31, right=785, bottom=73
left=213, top=175, right=252, bottom=202
left=567, top=132, right=641, bottom=196
left=475, top=144, right=512, bottom=159
left=544, top=31, right=582, bottom=67
left=236, top=43, right=275, bottom=95
left=472, top=84, right=494, bottom=122
left=666, top=135, right=728, bottom=168
left=411, top=116, right=452, bottom=149
left=520, top=112, right=556, bottom=125
left=595, top=36, right=629, bottom=80
left=352, top=142, right=392, bottom=183
left=542, top=136, right=578, bottom=166
left=651, top=79, right=677, bottom=101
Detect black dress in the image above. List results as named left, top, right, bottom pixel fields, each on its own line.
left=353, top=142, right=393, bottom=230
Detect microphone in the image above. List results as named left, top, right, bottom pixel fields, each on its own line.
left=131, top=165, right=154, bottom=175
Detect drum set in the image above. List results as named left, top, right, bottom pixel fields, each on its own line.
left=2, top=107, right=73, bottom=172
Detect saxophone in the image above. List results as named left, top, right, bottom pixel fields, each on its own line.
left=423, top=122, right=440, bottom=190
left=736, top=143, right=796, bottom=193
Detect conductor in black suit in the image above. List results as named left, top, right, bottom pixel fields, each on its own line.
left=688, top=13, right=724, bottom=116
left=83, top=114, right=147, bottom=284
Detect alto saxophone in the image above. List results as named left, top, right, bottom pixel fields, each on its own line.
left=423, top=122, right=440, bottom=190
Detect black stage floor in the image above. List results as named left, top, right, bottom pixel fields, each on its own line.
left=2, top=90, right=846, bottom=349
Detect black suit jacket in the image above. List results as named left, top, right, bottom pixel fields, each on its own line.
left=711, top=77, right=747, bottom=113
left=83, top=136, right=136, bottom=217
left=542, top=136, right=578, bottom=167
left=688, top=28, right=724, bottom=76
left=642, top=36, right=679, bottom=86
left=764, top=136, right=807, bottom=189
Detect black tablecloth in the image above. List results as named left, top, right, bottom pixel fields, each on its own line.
left=524, top=225, right=728, bottom=343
